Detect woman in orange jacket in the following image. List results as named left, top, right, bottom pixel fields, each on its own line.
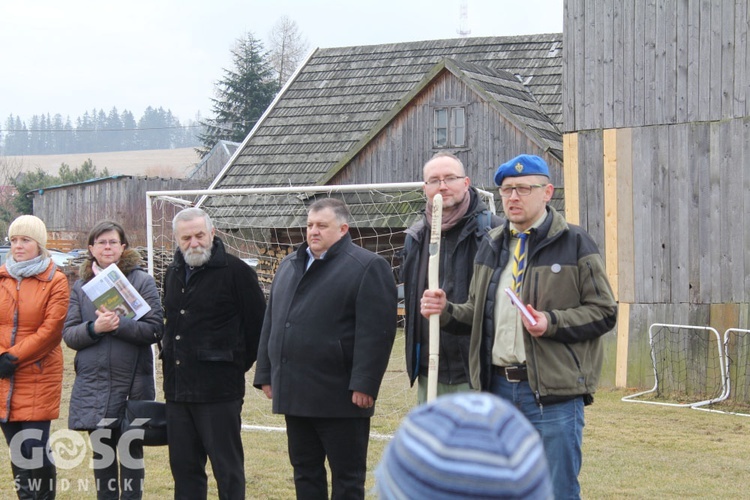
left=0, top=215, right=70, bottom=499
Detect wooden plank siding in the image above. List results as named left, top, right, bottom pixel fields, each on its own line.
left=574, top=119, right=749, bottom=305
left=745, top=117, right=750, bottom=301
left=615, top=128, right=635, bottom=304
left=29, top=177, right=203, bottom=247
left=564, top=1, right=750, bottom=388
left=564, top=0, right=750, bottom=132
left=327, top=71, right=564, bottom=191
left=570, top=118, right=750, bottom=387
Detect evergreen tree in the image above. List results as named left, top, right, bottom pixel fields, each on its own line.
left=52, top=114, right=66, bottom=153
left=42, top=113, right=53, bottom=154
left=138, top=106, right=171, bottom=149
left=104, top=107, right=123, bottom=151
left=121, top=110, right=137, bottom=151
left=76, top=111, right=94, bottom=153
left=63, top=116, right=74, bottom=153
left=29, top=115, right=44, bottom=155
left=11, top=116, right=29, bottom=155
left=198, top=32, right=279, bottom=158
left=96, top=109, right=107, bottom=152
left=10, top=168, right=53, bottom=214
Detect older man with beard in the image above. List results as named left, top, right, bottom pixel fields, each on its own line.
left=162, top=207, right=266, bottom=500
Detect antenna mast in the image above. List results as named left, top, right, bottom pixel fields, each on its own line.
left=457, top=0, right=471, bottom=37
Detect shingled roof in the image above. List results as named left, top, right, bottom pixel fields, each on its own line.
left=208, top=34, right=563, bottom=190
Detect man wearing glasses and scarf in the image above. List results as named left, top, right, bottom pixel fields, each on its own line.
left=421, top=154, right=617, bottom=499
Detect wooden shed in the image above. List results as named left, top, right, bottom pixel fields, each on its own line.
left=28, top=175, right=204, bottom=247
left=202, top=34, right=566, bottom=233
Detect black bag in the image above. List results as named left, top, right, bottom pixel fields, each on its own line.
left=120, top=400, right=168, bottom=446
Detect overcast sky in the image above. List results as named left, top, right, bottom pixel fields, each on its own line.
left=0, top=0, right=563, bottom=125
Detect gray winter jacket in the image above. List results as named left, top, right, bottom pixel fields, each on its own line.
left=63, top=249, right=163, bottom=430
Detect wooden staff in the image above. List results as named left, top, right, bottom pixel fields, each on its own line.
left=426, top=193, right=442, bottom=403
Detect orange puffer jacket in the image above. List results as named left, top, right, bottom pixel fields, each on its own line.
left=0, top=261, right=70, bottom=422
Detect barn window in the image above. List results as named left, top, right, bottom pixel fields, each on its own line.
left=433, top=107, right=466, bottom=148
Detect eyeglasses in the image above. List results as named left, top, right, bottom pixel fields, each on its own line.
left=424, top=176, right=466, bottom=188
left=93, top=240, right=122, bottom=247
left=499, top=184, right=547, bottom=197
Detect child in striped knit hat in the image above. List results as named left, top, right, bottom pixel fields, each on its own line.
left=375, top=392, right=552, bottom=499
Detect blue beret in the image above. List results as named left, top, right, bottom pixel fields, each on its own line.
left=494, top=154, right=550, bottom=186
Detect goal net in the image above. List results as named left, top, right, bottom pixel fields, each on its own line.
left=146, top=182, right=497, bottom=436
left=621, top=323, right=750, bottom=416
left=622, top=324, right=726, bottom=407
left=698, top=328, right=750, bottom=416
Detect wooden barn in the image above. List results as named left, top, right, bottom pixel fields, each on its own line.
left=28, top=175, right=203, bottom=247
left=202, top=34, right=566, bottom=231
left=563, top=0, right=750, bottom=388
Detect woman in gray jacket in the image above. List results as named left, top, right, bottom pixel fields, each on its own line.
left=63, top=221, right=163, bottom=500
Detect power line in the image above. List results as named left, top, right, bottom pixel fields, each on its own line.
left=0, top=125, right=203, bottom=133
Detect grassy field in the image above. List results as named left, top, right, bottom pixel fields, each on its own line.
left=2, top=148, right=200, bottom=178
left=1, top=331, right=749, bottom=499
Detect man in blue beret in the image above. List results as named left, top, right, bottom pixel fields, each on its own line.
left=421, top=154, right=617, bottom=499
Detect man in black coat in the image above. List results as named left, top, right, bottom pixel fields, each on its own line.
left=401, top=152, right=501, bottom=403
left=254, top=198, right=397, bottom=499
left=162, top=207, right=266, bottom=500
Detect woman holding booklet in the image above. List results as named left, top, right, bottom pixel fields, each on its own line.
left=63, top=221, right=163, bottom=500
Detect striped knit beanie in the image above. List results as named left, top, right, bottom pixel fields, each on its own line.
left=375, top=393, right=552, bottom=499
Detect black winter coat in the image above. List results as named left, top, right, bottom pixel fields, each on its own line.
left=253, top=234, right=397, bottom=418
left=400, top=188, right=501, bottom=386
left=162, top=238, right=266, bottom=403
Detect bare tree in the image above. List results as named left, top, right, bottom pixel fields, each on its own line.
left=0, top=157, right=24, bottom=234
left=268, top=16, right=309, bottom=87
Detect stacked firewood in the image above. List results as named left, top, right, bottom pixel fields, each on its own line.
left=255, top=245, right=294, bottom=289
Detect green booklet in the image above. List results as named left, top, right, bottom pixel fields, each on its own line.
left=81, top=263, right=151, bottom=320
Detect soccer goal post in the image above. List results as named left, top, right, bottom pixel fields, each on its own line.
left=693, top=328, right=750, bottom=417
left=146, top=182, right=496, bottom=435
left=622, top=323, right=727, bottom=408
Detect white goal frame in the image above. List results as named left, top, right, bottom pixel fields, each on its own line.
left=145, top=182, right=496, bottom=275
left=622, top=323, right=727, bottom=409
left=145, top=182, right=497, bottom=436
left=692, top=328, right=750, bottom=417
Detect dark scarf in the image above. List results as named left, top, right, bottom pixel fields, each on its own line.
left=424, top=189, right=472, bottom=232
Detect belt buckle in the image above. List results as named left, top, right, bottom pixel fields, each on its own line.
left=505, top=367, right=522, bottom=383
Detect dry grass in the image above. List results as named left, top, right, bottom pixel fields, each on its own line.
left=2, top=149, right=200, bottom=178
left=1, top=331, right=749, bottom=499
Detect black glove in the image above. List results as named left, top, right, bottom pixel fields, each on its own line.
left=0, top=353, right=18, bottom=378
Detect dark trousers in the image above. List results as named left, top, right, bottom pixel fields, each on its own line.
left=88, top=427, right=144, bottom=500
left=0, top=421, right=52, bottom=469
left=166, top=399, right=244, bottom=500
left=1, top=420, right=56, bottom=499
left=285, top=415, right=370, bottom=500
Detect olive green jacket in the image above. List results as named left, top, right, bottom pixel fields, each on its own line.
left=441, top=206, right=617, bottom=403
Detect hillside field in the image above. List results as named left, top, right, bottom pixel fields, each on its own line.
left=2, top=148, right=200, bottom=178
